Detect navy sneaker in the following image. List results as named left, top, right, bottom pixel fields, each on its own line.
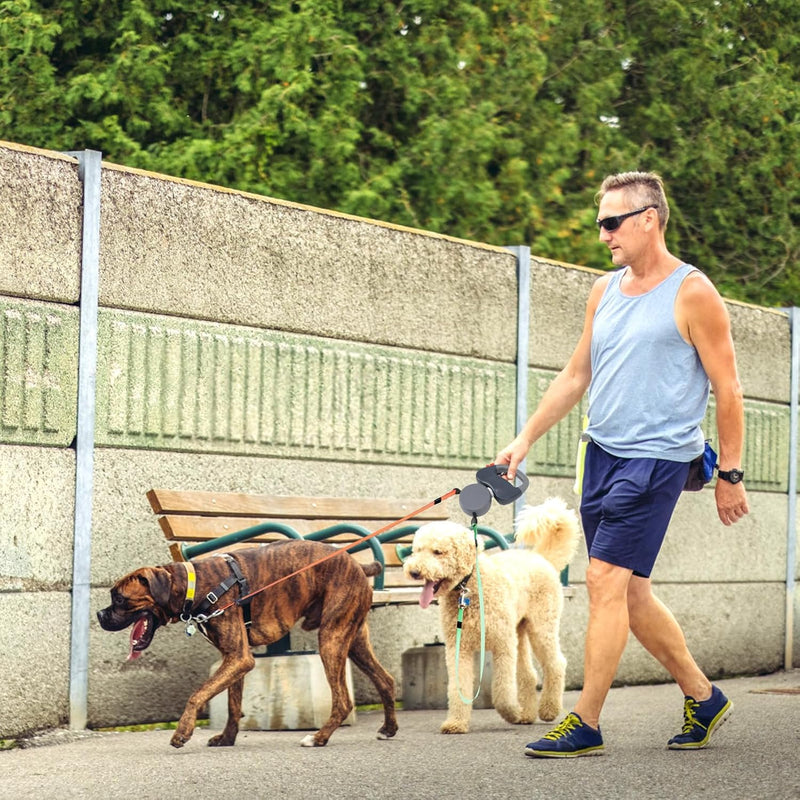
left=668, top=685, right=733, bottom=749
left=525, top=712, right=605, bottom=758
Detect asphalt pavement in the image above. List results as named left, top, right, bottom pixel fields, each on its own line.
left=1, top=670, right=798, bottom=800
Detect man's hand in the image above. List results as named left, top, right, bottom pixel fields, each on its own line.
left=494, top=434, right=533, bottom=482
left=714, top=480, right=749, bottom=526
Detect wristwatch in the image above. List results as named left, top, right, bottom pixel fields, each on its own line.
left=717, top=468, right=744, bottom=484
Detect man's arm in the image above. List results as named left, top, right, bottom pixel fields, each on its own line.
left=677, top=273, right=749, bottom=526
left=494, top=275, right=608, bottom=481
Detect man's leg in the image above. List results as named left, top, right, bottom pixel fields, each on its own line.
left=626, top=575, right=711, bottom=700
left=571, top=557, right=633, bottom=729
left=524, top=556, right=627, bottom=757
left=627, top=575, right=733, bottom=748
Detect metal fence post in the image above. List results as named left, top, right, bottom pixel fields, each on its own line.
left=786, top=307, right=799, bottom=670
left=64, top=150, right=102, bottom=730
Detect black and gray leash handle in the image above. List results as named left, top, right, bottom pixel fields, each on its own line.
left=458, top=464, right=529, bottom=520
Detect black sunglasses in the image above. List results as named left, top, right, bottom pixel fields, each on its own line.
left=596, top=206, right=655, bottom=232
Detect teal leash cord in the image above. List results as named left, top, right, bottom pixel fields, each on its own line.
left=454, top=516, right=486, bottom=704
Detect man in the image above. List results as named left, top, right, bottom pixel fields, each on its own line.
left=495, top=171, right=749, bottom=758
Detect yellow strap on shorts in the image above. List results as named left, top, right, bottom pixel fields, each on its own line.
left=573, top=414, right=589, bottom=496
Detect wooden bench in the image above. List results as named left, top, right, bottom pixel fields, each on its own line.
left=145, top=489, right=456, bottom=605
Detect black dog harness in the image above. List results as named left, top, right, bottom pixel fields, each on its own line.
left=181, top=554, right=253, bottom=638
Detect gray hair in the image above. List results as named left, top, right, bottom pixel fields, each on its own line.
left=596, top=171, right=670, bottom=230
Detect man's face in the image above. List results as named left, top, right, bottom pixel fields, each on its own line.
left=596, top=189, right=650, bottom=267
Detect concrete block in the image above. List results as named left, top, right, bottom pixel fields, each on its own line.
left=0, top=297, right=79, bottom=447
left=402, top=643, right=494, bottom=710
left=529, top=258, right=598, bottom=371
left=93, top=308, right=516, bottom=467
left=208, top=654, right=356, bottom=731
left=0, top=592, right=71, bottom=738
left=99, top=163, right=517, bottom=361
left=0, top=143, right=81, bottom=303
left=0, top=444, right=75, bottom=590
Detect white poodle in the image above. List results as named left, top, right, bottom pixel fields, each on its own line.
left=403, top=497, right=579, bottom=733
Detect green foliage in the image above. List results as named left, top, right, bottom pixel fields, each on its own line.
left=0, top=0, right=61, bottom=141
left=1, top=0, right=798, bottom=305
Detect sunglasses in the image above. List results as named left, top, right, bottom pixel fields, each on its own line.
left=596, top=206, right=655, bottom=232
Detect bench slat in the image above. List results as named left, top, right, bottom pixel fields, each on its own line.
left=147, top=489, right=452, bottom=521
left=158, top=514, right=423, bottom=542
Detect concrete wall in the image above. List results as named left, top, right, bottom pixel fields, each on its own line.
left=1, top=140, right=797, bottom=738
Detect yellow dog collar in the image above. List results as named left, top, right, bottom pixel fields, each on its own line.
left=181, top=560, right=196, bottom=617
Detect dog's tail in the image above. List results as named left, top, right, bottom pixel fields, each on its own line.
left=360, top=561, right=384, bottom=578
left=513, top=497, right=580, bottom=572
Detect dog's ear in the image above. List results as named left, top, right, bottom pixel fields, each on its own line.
left=138, top=567, right=175, bottom=610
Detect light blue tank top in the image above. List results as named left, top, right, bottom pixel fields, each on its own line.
left=585, top=263, right=708, bottom=461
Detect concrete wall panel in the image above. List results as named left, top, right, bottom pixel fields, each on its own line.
left=93, top=308, right=516, bottom=467
left=656, top=491, right=787, bottom=583
left=529, top=257, right=597, bottom=370
left=88, top=587, right=216, bottom=727
left=0, top=445, right=76, bottom=591
left=90, top=449, right=514, bottom=586
left=99, top=164, right=517, bottom=361
left=0, top=143, right=82, bottom=303
left=557, top=581, right=785, bottom=689
left=728, top=303, right=790, bottom=404
left=88, top=449, right=512, bottom=718
left=0, top=297, right=79, bottom=447
left=0, top=593, right=71, bottom=737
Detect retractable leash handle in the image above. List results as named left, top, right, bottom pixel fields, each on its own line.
left=458, top=463, right=529, bottom=518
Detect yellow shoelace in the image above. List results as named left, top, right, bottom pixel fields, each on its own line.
left=543, top=713, right=581, bottom=741
left=680, top=698, right=708, bottom=733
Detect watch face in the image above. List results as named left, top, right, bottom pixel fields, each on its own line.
left=721, top=469, right=743, bottom=484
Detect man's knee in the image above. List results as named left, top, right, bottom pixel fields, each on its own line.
left=585, top=558, right=632, bottom=605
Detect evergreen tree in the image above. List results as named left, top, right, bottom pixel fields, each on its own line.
left=1, top=0, right=797, bottom=305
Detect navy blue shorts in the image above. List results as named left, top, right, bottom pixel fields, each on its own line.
left=579, top=443, right=690, bottom=578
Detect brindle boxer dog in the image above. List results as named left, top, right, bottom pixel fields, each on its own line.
left=97, top=540, right=398, bottom=748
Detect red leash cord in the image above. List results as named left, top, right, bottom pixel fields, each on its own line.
left=195, top=487, right=461, bottom=620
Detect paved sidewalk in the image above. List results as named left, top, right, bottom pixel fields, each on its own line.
left=2, top=670, right=798, bottom=800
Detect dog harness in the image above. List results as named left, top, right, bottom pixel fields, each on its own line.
left=180, top=554, right=253, bottom=639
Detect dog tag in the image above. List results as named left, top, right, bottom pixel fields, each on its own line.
left=184, top=621, right=197, bottom=637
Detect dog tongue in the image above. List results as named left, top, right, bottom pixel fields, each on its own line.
left=127, top=618, right=146, bottom=661
left=420, top=581, right=436, bottom=609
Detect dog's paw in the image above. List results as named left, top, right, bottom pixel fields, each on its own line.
left=300, top=733, right=326, bottom=747
left=170, top=732, right=188, bottom=749
left=537, top=701, right=561, bottom=722
left=207, top=733, right=235, bottom=747
left=440, top=721, right=469, bottom=734
left=496, top=706, right=523, bottom=724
